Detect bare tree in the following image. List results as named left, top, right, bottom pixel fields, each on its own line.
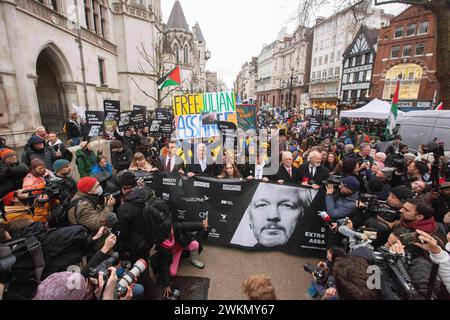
left=295, top=0, right=450, bottom=109
left=131, top=34, right=180, bottom=107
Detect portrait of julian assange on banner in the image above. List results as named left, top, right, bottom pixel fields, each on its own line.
left=151, top=173, right=328, bottom=257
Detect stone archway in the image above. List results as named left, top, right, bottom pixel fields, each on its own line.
left=35, top=44, right=75, bottom=133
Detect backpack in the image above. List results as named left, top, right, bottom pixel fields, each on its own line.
left=142, top=194, right=171, bottom=247
left=48, top=196, right=95, bottom=228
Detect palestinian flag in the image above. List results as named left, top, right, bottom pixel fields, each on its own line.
left=386, top=80, right=400, bottom=137
left=157, top=66, right=181, bottom=90
left=435, top=102, right=444, bottom=110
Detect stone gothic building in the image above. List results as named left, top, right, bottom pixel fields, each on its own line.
left=0, top=0, right=164, bottom=146
left=163, top=0, right=210, bottom=94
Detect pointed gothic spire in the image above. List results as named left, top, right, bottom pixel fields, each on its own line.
left=166, top=0, right=189, bottom=31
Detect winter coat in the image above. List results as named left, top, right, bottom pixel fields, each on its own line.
left=8, top=221, right=93, bottom=280
left=64, top=120, right=82, bottom=139
left=90, top=163, right=113, bottom=176
left=67, top=192, right=113, bottom=234
left=76, top=149, right=97, bottom=178
left=3, top=205, right=49, bottom=225
left=111, top=147, right=133, bottom=172
left=21, top=145, right=56, bottom=170
left=116, top=187, right=152, bottom=262
left=0, top=160, right=29, bottom=198
left=326, top=192, right=359, bottom=220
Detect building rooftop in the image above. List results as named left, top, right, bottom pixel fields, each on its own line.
left=166, top=0, right=190, bottom=31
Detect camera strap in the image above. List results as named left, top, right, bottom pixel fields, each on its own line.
left=426, top=262, right=439, bottom=300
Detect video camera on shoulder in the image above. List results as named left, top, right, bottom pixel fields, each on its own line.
left=322, top=175, right=344, bottom=188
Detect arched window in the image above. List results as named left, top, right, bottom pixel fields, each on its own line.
left=184, top=45, right=189, bottom=65
left=383, top=63, right=423, bottom=100
left=173, top=43, right=180, bottom=64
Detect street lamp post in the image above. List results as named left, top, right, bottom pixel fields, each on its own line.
left=287, top=66, right=294, bottom=111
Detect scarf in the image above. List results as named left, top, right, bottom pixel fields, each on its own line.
left=401, top=217, right=438, bottom=234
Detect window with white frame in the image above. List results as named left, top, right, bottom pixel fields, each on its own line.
left=394, top=26, right=403, bottom=38
left=418, top=21, right=429, bottom=34
left=406, top=24, right=416, bottom=36
left=402, top=45, right=412, bottom=57
left=390, top=46, right=400, bottom=59
left=415, top=43, right=425, bottom=56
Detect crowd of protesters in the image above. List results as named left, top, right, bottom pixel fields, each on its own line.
left=0, top=103, right=449, bottom=301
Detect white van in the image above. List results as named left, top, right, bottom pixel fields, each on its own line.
left=394, top=110, right=450, bottom=152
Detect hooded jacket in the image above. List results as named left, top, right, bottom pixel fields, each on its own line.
left=0, top=160, right=29, bottom=198
left=75, top=149, right=97, bottom=178
left=21, top=145, right=56, bottom=170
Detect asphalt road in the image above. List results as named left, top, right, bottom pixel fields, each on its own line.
left=176, top=244, right=320, bottom=300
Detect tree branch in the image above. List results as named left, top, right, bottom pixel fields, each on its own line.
left=130, top=76, right=158, bottom=103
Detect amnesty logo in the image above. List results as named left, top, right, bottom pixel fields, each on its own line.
left=194, top=181, right=210, bottom=188
left=223, top=184, right=241, bottom=191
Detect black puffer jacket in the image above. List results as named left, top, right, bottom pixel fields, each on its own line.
left=116, top=187, right=152, bottom=262
left=9, top=222, right=94, bottom=279
left=0, top=160, right=29, bottom=198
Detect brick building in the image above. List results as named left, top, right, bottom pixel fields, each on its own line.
left=370, top=6, right=437, bottom=109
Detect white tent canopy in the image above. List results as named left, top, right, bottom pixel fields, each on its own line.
left=339, top=98, right=405, bottom=120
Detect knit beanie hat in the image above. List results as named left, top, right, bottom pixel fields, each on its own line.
left=31, top=158, right=45, bottom=169
left=390, top=185, right=414, bottom=203
left=0, top=148, right=16, bottom=161
left=53, top=159, right=70, bottom=172
left=28, top=135, right=45, bottom=146
left=342, top=176, right=360, bottom=192
left=77, top=177, right=98, bottom=193
left=118, top=171, right=137, bottom=188
left=33, top=272, right=87, bottom=300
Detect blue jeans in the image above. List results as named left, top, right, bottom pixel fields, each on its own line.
left=70, top=137, right=81, bottom=146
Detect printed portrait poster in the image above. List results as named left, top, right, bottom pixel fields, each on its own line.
left=103, top=100, right=120, bottom=139
left=118, top=111, right=132, bottom=132
left=85, top=111, right=105, bottom=137
left=151, top=173, right=328, bottom=257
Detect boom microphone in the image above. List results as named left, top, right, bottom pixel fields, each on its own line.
left=338, top=226, right=368, bottom=241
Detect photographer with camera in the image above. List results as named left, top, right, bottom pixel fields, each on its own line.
left=414, top=229, right=450, bottom=293
left=305, top=247, right=346, bottom=299
left=49, top=159, right=77, bottom=203
left=68, top=177, right=116, bottom=234
left=115, top=171, right=152, bottom=264
left=22, top=158, right=54, bottom=223
left=381, top=225, right=447, bottom=299
left=32, top=232, right=133, bottom=300
left=325, top=176, right=360, bottom=220
left=358, top=186, right=414, bottom=248
left=400, top=198, right=447, bottom=247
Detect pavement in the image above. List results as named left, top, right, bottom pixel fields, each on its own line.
left=176, top=244, right=320, bottom=300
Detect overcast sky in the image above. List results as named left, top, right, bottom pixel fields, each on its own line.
left=161, top=0, right=407, bottom=89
